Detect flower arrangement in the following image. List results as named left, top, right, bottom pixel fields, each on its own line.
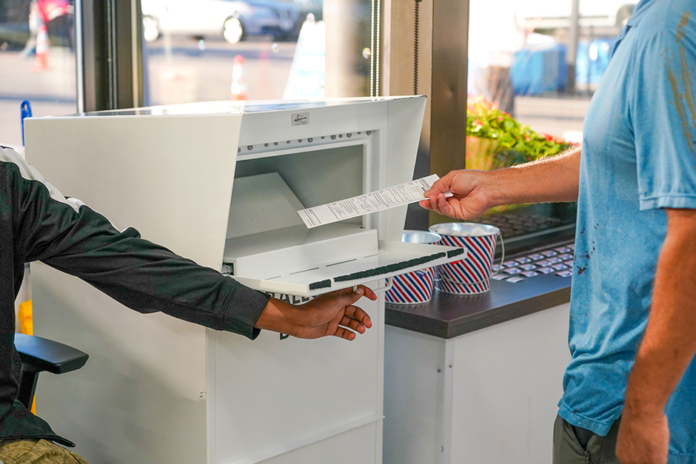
left=466, top=96, right=574, bottom=171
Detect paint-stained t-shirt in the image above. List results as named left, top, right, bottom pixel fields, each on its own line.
left=0, top=146, right=269, bottom=446
left=558, top=1, right=696, bottom=460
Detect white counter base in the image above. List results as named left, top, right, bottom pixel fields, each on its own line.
left=383, top=303, right=571, bottom=464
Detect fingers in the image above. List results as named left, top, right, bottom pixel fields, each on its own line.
left=425, top=192, right=448, bottom=216
left=344, top=305, right=372, bottom=329
left=424, top=171, right=457, bottom=198
left=331, top=305, right=373, bottom=341
left=357, top=285, right=377, bottom=301
left=421, top=191, right=462, bottom=219
left=329, top=286, right=358, bottom=297
left=333, top=311, right=369, bottom=341
left=329, top=285, right=376, bottom=306
left=304, top=287, right=376, bottom=341
left=316, top=287, right=361, bottom=312
left=437, top=192, right=456, bottom=217
left=340, top=314, right=366, bottom=334
left=333, top=326, right=356, bottom=341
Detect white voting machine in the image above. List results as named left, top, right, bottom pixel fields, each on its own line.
left=24, top=96, right=462, bottom=464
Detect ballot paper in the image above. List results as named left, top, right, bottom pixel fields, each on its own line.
left=298, top=174, right=449, bottom=228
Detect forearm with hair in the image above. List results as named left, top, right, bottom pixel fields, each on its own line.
left=486, top=145, right=581, bottom=206
left=623, top=209, right=696, bottom=415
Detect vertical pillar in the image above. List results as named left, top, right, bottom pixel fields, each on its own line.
left=80, top=0, right=143, bottom=111
left=429, top=0, right=469, bottom=226
left=566, top=0, right=580, bottom=94
left=324, top=0, right=371, bottom=98
left=382, top=0, right=469, bottom=228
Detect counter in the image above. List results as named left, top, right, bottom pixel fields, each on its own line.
left=386, top=270, right=571, bottom=339
left=383, top=239, right=574, bottom=464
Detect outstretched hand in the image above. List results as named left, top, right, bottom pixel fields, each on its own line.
left=255, top=286, right=377, bottom=341
left=293, top=286, right=376, bottom=340
left=419, top=170, right=495, bottom=220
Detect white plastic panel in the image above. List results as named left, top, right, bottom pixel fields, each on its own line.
left=258, top=421, right=380, bottom=464
left=233, top=144, right=365, bottom=220
left=230, top=240, right=465, bottom=297
left=226, top=173, right=305, bottom=238
left=208, top=294, right=384, bottom=464
left=449, top=305, right=571, bottom=464
left=25, top=113, right=242, bottom=271
left=383, top=97, right=427, bottom=241
left=25, top=111, right=242, bottom=463
left=226, top=225, right=378, bottom=278
left=383, top=327, right=448, bottom=464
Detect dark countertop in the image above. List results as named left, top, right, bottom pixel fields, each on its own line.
left=385, top=241, right=574, bottom=339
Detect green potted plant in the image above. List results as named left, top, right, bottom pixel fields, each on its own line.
left=466, top=96, right=574, bottom=171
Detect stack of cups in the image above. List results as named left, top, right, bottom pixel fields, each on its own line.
left=429, top=223, right=502, bottom=295
left=385, top=230, right=442, bottom=304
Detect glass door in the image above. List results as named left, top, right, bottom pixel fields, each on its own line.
left=0, top=0, right=76, bottom=150
left=141, top=0, right=374, bottom=105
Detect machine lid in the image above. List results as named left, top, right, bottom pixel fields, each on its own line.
left=54, top=96, right=425, bottom=118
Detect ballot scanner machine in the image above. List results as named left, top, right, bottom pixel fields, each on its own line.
left=24, top=96, right=461, bottom=464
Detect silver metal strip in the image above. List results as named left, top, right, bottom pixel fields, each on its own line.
left=106, top=0, right=118, bottom=109
left=131, top=0, right=143, bottom=107
left=75, top=0, right=85, bottom=113
left=376, top=0, right=381, bottom=96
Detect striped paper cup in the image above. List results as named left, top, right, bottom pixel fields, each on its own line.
left=385, top=230, right=442, bottom=304
left=429, top=223, right=502, bottom=295
left=436, top=275, right=491, bottom=295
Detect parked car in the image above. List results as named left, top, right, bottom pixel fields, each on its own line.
left=141, top=0, right=301, bottom=44
left=517, top=0, right=636, bottom=29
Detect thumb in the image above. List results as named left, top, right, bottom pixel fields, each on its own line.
left=424, top=171, right=456, bottom=198
left=330, top=287, right=364, bottom=308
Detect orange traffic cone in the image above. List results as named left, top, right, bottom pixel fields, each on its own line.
left=230, top=55, right=248, bottom=101
left=32, top=24, right=49, bottom=72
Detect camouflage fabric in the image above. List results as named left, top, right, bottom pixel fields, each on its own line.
left=0, top=440, right=87, bottom=464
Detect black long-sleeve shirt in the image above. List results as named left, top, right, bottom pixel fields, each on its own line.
left=0, top=146, right=269, bottom=445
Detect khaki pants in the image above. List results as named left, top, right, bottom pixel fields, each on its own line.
left=0, top=440, right=87, bottom=464
left=553, top=415, right=621, bottom=464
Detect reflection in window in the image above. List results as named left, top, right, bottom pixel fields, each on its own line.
left=141, top=0, right=331, bottom=105
left=0, top=0, right=76, bottom=149
left=466, top=0, right=635, bottom=171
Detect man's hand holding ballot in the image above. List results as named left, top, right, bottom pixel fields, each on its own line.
left=419, top=147, right=581, bottom=220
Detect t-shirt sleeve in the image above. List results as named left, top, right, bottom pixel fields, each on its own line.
left=632, top=18, right=696, bottom=210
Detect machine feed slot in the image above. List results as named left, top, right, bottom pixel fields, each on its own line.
left=233, top=144, right=365, bottom=215
left=223, top=168, right=466, bottom=297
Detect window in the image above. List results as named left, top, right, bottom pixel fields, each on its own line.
left=140, top=0, right=373, bottom=106
left=467, top=0, right=633, bottom=148
left=0, top=0, right=76, bottom=149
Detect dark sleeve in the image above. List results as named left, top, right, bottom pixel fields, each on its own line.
left=12, top=160, right=269, bottom=340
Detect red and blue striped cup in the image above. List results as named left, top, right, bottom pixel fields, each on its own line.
left=429, top=223, right=502, bottom=295
left=385, top=230, right=442, bottom=304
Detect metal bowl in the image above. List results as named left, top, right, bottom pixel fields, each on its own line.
left=402, top=230, right=442, bottom=244
left=428, top=222, right=500, bottom=237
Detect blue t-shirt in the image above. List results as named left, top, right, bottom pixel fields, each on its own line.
left=559, top=0, right=696, bottom=460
